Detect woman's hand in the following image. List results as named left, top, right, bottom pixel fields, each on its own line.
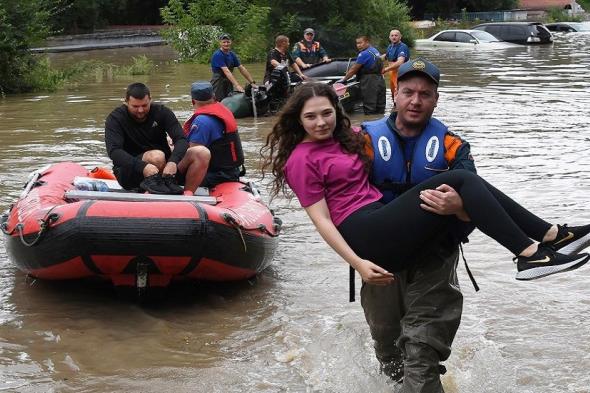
left=356, top=259, right=395, bottom=285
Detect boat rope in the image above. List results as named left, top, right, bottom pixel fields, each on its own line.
left=221, top=212, right=281, bottom=238
left=3, top=207, right=60, bottom=247
left=221, top=213, right=247, bottom=252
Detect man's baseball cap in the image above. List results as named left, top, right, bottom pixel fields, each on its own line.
left=304, top=28, right=315, bottom=35
left=397, top=58, right=440, bottom=85
left=190, top=81, right=213, bottom=101
left=219, top=33, right=231, bottom=40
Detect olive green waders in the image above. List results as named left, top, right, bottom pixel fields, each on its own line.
left=361, top=246, right=462, bottom=393
left=359, top=73, right=386, bottom=114
left=211, top=72, right=234, bottom=101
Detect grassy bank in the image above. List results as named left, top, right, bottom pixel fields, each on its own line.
left=16, top=54, right=156, bottom=94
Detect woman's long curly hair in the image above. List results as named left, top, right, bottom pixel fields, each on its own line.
left=260, top=82, right=372, bottom=200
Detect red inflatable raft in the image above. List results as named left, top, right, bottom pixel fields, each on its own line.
left=1, top=162, right=281, bottom=293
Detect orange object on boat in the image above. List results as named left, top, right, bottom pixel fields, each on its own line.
left=88, top=166, right=117, bottom=180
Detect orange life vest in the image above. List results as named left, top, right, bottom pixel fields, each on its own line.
left=182, top=102, right=244, bottom=171
left=182, top=102, right=238, bottom=136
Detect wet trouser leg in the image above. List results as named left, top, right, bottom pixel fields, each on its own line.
left=211, top=73, right=233, bottom=101
left=360, top=74, right=386, bottom=114
left=389, top=70, right=398, bottom=100
left=361, top=246, right=462, bottom=393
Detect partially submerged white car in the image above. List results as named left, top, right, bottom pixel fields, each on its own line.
left=415, top=29, right=520, bottom=50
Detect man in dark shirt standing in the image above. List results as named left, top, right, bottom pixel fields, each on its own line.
left=263, top=35, right=308, bottom=84
left=105, top=82, right=205, bottom=196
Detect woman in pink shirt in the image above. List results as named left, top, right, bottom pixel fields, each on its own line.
left=260, top=82, right=589, bottom=282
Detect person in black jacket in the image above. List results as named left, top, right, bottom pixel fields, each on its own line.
left=105, top=82, right=206, bottom=196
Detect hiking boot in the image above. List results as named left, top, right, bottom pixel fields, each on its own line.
left=139, top=174, right=170, bottom=195
left=162, top=174, right=184, bottom=195
left=379, top=358, right=403, bottom=384
left=545, top=224, right=590, bottom=255
left=514, top=244, right=589, bottom=281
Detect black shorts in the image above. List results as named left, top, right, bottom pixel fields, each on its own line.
left=114, top=158, right=185, bottom=191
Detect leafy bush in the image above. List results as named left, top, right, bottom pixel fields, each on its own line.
left=0, top=0, right=52, bottom=94
left=266, top=0, right=413, bottom=56
left=23, top=57, right=68, bottom=91
left=546, top=7, right=582, bottom=22
left=160, top=0, right=270, bottom=63
left=119, top=55, right=155, bottom=75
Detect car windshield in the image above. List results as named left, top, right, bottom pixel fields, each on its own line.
left=470, top=30, right=501, bottom=42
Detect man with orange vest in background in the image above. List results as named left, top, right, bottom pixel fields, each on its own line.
left=292, top=28, right=331, bottom=69
left=183, top=81, right=245, bottom=190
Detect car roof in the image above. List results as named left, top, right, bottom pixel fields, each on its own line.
left=546, top=22, right=578, bottom=26
left=436, top=29, right=482, bottom=33
left=474, top=22, right=544, bottom=26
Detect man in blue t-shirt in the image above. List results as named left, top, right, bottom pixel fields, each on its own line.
left=381, top=29, right=410, bottom=100
left=210, top=33, right=257, bottom=101
left=338, top=35, right=386, bottom=114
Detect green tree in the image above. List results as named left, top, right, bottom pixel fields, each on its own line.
left=160, top=0, right=270, bottom=62
left=52, top=0, right=167, bottom=34
left=265, top=0, right=413, bottom=56
left=0, top=0, right=53, bottom=94
left=407, top=0, right=518, bottom=18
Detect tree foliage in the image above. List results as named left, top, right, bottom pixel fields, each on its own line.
left=51, top=0, right=166, bottom=34
left=160, top=0, right=270, bottom=62
left=0, top=0, right=53, bottom=94
left=408, top=0, right=518, bottom=18
left=264, top=0, right=413, bottom=57
left=160, top=0, right=413, bottom=62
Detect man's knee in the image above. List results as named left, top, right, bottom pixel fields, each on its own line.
left=142, top=150, right=166, bottom=169
left=186, top=145, right=211, bottom=165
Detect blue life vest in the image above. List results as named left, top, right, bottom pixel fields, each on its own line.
left=362, top=116, right=449, bottom=203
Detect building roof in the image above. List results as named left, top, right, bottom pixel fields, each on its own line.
left=519, top=0, right=576, bottom=10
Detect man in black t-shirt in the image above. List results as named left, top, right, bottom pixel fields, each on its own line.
left=263, top=35, right=308, bottom=84
left=105, top=83, right=206, bottom=195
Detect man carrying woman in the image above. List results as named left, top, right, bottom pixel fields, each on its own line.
left=260, top=69, right=590, bottom=391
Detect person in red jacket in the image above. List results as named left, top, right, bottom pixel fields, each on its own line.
left=183, top=81, right=245, bottom=189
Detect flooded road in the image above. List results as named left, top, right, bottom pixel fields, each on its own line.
left=1, top=33, right=589, bottom=392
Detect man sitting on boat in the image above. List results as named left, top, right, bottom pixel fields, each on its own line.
left=183, top=81, right=245, bottom=188
left=105, top=82, right=204, bottom=196
left=292, top=28, right=331, bottom=69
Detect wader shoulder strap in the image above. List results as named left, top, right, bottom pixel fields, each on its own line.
left=459, top=243, right=480, bottom=292
left=349, top=266, right=355, bottom=302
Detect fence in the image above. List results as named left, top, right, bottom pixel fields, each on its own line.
left=423, top=10, right=529, bottom=22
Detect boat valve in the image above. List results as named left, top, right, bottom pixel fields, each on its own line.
left=136, top=261, right=149, bottom=290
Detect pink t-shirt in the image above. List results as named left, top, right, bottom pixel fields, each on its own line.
left=284, top=138, right=383, bottom=226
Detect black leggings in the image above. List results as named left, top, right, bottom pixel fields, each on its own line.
left=338, top=169, right=551, bottom=272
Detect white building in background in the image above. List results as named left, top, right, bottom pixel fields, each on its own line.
left=519, top=0, right=586, bottom=19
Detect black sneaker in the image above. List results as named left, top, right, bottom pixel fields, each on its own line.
left=162, top=174, right=183, bottom=195
left=514, top=244, right=589, bottom=281
left=545, top=224, right=590, bottom=255
left=139, top=174, right=170, bottom=194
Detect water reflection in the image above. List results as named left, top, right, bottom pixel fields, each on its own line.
left=1, top=34, right=590, bottom=392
